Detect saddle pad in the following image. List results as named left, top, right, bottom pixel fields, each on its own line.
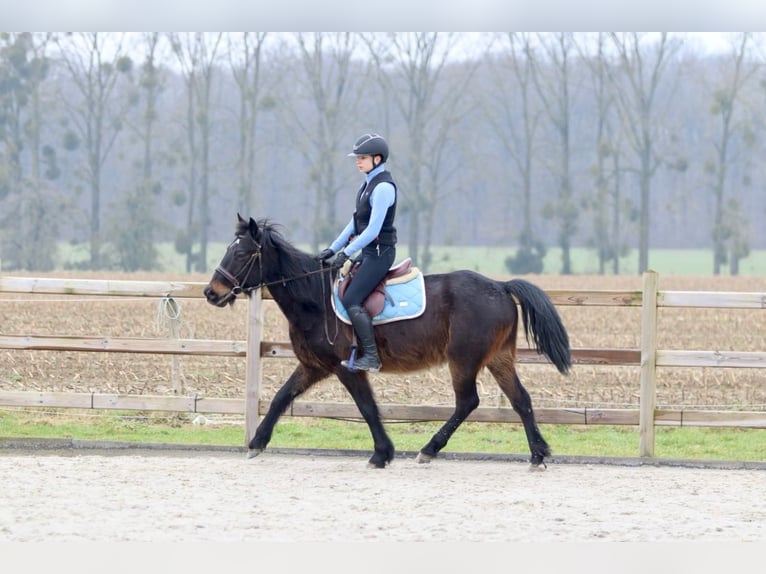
left=332, top=270, right=427, bottom=325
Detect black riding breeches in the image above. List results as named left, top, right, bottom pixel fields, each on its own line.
left=340, top=244, right=396, bottom=309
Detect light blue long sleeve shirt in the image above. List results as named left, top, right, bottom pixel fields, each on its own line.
left=330, top=163, right=396, bottom=256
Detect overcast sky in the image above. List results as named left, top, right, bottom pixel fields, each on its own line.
left=3, top=1, right=766, bottom=32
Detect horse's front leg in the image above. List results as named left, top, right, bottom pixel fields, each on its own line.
left=248, top=364, right=327, bottom=458
left=336, top=369, right=395, bottom=468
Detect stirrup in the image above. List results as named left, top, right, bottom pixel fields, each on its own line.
left=342, top=348, right=381, bottom=373
left=343, top=359, right=380, bottom=373
left=341, top=347, right=358, bottom=370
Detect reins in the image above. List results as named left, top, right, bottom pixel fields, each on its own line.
left=217, top=250, right=341, bottom=344
left=318, top=262, right=341, bottom=345
left=258, top=265, right=336, bottom=291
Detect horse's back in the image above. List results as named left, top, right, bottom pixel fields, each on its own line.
left=374, top=269, right=518, bottom=361
left=423, top=269, right=516, bottom=314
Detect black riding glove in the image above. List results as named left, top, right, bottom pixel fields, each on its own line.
left=317, top=248, right=335, bottom=262
left=332, top=251, right=349, bottom=269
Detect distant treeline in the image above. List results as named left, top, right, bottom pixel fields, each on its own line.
left=1, top=32, right=765, bottom=275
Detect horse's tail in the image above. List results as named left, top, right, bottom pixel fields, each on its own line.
left=504, top=278, right=572, bottom=374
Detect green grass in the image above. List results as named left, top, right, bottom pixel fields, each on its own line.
left=406, top=245, right=766, bottom=276
left=1, top=409, right=763, bottom=462
left=51, top=241, right=766, bottom=276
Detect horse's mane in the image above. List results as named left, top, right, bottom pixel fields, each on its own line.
left=239, top=217, right=327, bottom=306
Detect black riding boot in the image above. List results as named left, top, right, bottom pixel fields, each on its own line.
left=343, top=305, right=382, bottom=373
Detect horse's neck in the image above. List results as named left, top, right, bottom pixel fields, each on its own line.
left=267, top=278, right=327, bottom=327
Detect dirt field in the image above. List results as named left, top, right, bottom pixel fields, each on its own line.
left=1, top=272, right=764, bottom=412
left=1, top=448, right=764, bottom=542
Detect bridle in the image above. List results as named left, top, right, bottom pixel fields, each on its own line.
left=214, top=236, right=337, bottom=297
left=215, top=256, right=259, bottom=297
left=213, top=236, right=342, bottom=344
left=212, top=236, right=263, bottom=305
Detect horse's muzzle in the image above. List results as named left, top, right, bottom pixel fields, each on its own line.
left=204, top=283, right=236, bottom=307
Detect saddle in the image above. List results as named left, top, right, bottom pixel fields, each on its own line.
left=337, top=257, right=414, bottom=318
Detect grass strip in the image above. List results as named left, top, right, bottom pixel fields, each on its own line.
left=1, top=408, right=764, bottom=462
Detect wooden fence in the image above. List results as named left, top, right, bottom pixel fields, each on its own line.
left=1, top=271, right=764, bottom=457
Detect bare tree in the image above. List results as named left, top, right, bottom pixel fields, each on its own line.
left=532, top=32, right=578, bottom=274
left=55, top=32, right=133, bottom=269
left=483, top=32, right=546, bottom=274
left=705, top=33, right=759, bottom=275
left=579, top=33, right=633, bottom=274
left=228, top=32, right=270, bottom=218
left=607, top=32, right=681, bottom=274
left=168, top=32, right=223, bottom=272
left=362, top=32, right=474, bottom=270
left=0, top=32, right=65, bottom=270
left=109, top=32, right=167, bottom=271
left=284, top=32, right=367, bottom=249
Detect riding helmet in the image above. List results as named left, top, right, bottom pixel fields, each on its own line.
left=347, top=133, right=389, bottom=163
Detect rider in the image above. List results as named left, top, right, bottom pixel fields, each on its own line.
left=317, top=133, right=398, bottom=373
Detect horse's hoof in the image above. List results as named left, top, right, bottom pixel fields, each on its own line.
left=247, top=448, right=263, bottom=459
left=415, top=452, right=434, bottom=464
left=528, top=462, right=547, bottom=472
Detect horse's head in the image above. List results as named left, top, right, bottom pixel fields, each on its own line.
left=204, top=214, right=264, bottom=307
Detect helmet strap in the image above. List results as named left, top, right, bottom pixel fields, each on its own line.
left=363, top=155, right=381, bottom=174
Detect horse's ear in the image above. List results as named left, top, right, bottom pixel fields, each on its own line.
left=237, top=213, right=246, bottom=224
left=248, top=217, right=260, bottom=240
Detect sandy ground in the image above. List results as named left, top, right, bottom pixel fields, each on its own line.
left=0, top=448, right=764, bottom=543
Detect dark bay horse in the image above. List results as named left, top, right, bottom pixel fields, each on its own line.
left=204, top=215, right=572, bottom=469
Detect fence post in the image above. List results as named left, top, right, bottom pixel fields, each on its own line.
left=157, top=297, right=183, bottom=394
left=244, top=289, right=264, bottom=447
left=639, top=270, right=659, bottom=457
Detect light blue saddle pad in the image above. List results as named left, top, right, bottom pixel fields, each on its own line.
left=331, top=270, right=427, bottom=325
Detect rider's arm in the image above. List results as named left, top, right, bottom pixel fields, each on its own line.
left=329, top=218, right=356, bottom=254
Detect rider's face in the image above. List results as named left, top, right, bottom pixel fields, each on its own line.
left=354, top=155, right=374, bottom=172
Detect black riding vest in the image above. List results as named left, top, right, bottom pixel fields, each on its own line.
left=353, top=170, right=397, bottom=246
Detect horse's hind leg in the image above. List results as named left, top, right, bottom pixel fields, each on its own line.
left=336, top=369, right=395, bottom=469
left=248, top=363, right=327, bottom=457
left=487, top=354, right=550, bottom=469
left=417, top=361, right=481, bottom=463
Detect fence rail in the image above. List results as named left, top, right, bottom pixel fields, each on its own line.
left=1, top=272, right=764, bottom=457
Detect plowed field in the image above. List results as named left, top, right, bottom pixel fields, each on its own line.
left=1, top=272, right=764, bottom=412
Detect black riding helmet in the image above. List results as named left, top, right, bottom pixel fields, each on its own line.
left=347, top=133, right=389, bottom=168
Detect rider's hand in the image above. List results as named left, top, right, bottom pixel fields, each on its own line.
left=332, top=251, right=349, bottom=269
left=317, top=248, right=334, bottom=262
